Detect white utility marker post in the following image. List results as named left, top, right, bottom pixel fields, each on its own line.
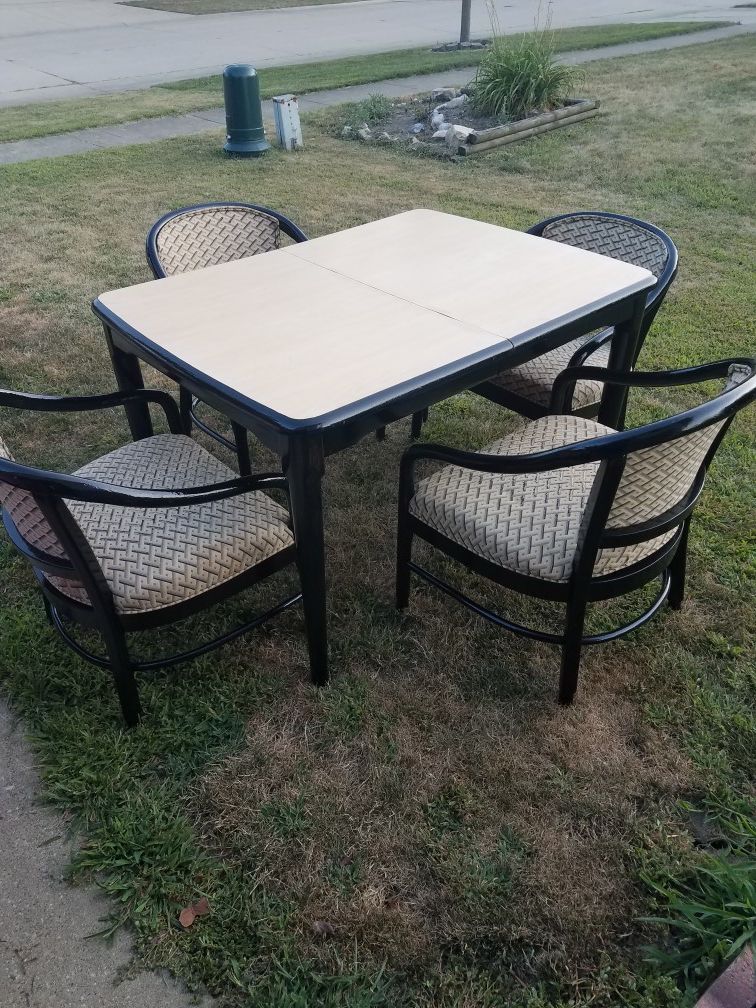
left=272, top=94, right=303, bottom=150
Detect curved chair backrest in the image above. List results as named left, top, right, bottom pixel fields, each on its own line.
left=0, top=432, right=96, bottom=612
left=527, top=211, right=678, bottom=326
left=146, top=201, right=308, bottom=279
left=607, top=406, right=730, bottom=532
left=578, top=360, right=755, bottom=567
left=0, top=435, right=72, bottom=565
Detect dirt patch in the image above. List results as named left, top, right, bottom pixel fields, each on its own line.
left=192, top=656, right=693, bottom=984
left=338, top=91, right=590, bottom=156
left=374, top=95, right=504, bottom=139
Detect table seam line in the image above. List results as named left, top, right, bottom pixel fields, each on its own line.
left=280, top=244, right=654, bottom=341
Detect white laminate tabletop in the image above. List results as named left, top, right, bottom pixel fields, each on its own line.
left=286, top=209, right=655, bottom=344
left=96, top=209, right=654, bottom=426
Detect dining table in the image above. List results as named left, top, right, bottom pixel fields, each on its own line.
left=93, top=208, right=656, bottom=684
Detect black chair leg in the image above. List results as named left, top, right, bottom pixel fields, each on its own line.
left=410, top=411, right=426, bottom=439
left=396, top=516, right=413, bottom=610
left=558, top=596, right=587, bottom=705
left=232, top=422, right=252, bottom=476
left=179, top=386, right=193, bottom=435
left=102, top=625, right=141, bottom=727
left=669, top=518, right=691, bottom=611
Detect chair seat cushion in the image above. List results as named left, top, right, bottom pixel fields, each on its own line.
left=409, top=415, right=675, bottom=583
left=488, top=336, right=610, bottom=410
left=49, top=435, right=293, bottom=614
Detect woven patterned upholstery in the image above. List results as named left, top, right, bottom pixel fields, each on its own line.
left=47, top=435, right=293, bottom=614
left=410, top=416, right=677, bottom=582
left=154, top=206, right=281, bottom=275
left=489, top=215, right=670, bottom=412
left=541, top=214, right=669, bottom=277
left=605, top=364, right=747, bottom=527
left=0, top=435, right=70, bottom=560
left=609, top=424, right=723, bottom=528
left=488, top=335, right=610, bottom=409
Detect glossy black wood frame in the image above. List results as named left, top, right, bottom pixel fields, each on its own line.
left=0, top=387, right=303, bottom=727
left=473, top=212, right=680, bottom=420
left=96, top=254, right=653, bottom=688
left=146, top=201, right=310, bottom=475
left=396, top=358, right=756, bottom=703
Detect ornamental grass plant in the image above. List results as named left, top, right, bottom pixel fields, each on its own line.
left=471, top=5, right=581, bottom=120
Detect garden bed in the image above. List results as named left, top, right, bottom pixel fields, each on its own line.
left=337, top=91, right=600, bottom=157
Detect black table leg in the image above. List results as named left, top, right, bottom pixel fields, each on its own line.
left=598, top=294, right=646, bottom=430
left=103, top=324, right=153, bottom=440
left=286, top=434, right=328, bottom=685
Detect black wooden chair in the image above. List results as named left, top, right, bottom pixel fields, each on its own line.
left=396, top=357, right=754, bottom=703
left=0, top=387, right=304, bottom=727
left=474, top=211, right=679, bottom=419
left=146, top=201, right=309, bottom=474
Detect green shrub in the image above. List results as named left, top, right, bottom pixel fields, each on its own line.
left=343, top=93, right=392, bottom=129
left=470, top=27, right=580, bottom=120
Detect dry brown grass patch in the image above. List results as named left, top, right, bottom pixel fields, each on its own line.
left=193, top=644, right=693, bottom=980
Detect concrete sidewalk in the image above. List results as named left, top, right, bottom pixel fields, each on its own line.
left=0, top=700, right=214, bottom=1008
left=1, top=0, right=754, bottom=107
left=1, top=23, right=751, bottom=166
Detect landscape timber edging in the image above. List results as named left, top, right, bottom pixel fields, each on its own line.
left=459, top=98, right=600, bottom=155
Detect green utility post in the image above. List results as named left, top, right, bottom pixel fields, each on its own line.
left=223, top=64, right=270, bottom=157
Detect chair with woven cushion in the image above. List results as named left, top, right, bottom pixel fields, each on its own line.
left=0, top=386, right=306, bottom=727
left=473, top=212, right=679, bottom=420
left=396, top=357, right=754, bottom=703
left=146, top=202, right=309, bottom=474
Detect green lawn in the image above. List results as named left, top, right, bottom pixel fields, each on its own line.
left=0, top=21, right=728, bottom=144
left=0, top=35, right=754, bottom=1008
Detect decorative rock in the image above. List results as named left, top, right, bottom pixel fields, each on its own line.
left=446, top=124, right=474, bottom=144
left=432, top=39, right=489, bottom=52
left=357, top=126, right=372, bottom=140
left=409, top=136, right=421, bottom=146
left=341, top=126, right=353, bottom=137
left=439, top=94, right=468, bottom=110
left=430, top=109, right=446, bottom=129
left=431, top=87, right=458, bottom=101
left=411, top=122, right=425, bottom=134
left=432, top=126, right=450, bottom=140
left=445, top=124, right=474, bottom=151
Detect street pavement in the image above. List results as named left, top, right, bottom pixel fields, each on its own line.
left=0, top=23, right=750, bottom=164
left=1, top=0, right=754, bottom=107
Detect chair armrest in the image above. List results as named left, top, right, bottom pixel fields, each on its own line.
left=1, top=461, right=288, bottom=509
left=0, top=388, right=183, bottom=434
left=566, top=327, right=614, bottom=370
left=549, top=359, right=753, bottom=414
left=399, top=436, right=613, bottom=493
left=397, top=435, right=621, bottom=515
left=70, top=471, right=289, bottom=508
left=554, top=327, right=616, bottom=411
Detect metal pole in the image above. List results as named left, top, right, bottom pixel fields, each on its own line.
left=460, top=0, right=471, bottom=44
